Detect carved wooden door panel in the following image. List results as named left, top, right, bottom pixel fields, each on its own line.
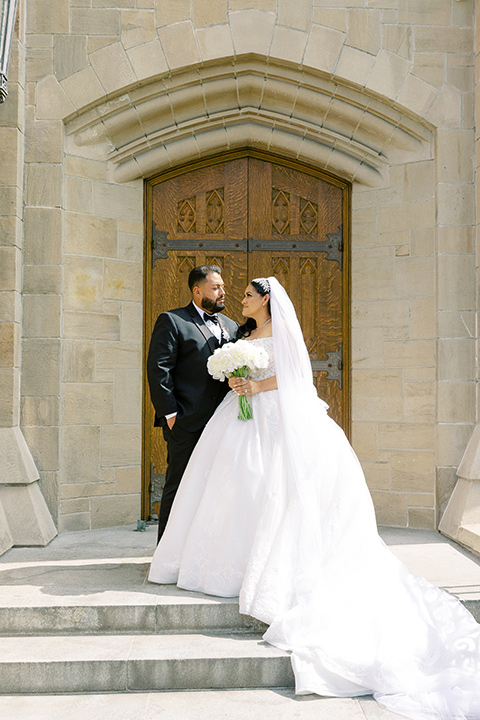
left=144, top=153, right=350, bottom=520
left=144, top=159, right=250, bottom=520
left=247, top=159, right=347, bottom=421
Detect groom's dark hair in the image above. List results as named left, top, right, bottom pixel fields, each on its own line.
left=188, top=265, right=222, bottom=292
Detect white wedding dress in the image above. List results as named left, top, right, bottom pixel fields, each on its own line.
left=149, top=335, right=480, bottom=720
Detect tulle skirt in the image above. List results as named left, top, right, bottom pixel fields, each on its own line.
left=149, top=388, right=480, bottom=720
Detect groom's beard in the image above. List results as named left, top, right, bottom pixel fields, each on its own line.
left=201, top=298, right=225, bottom=314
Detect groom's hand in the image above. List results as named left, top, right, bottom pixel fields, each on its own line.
left=166, top=415, right=176, bottom=430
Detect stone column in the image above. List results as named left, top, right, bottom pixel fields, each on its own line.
left=439, top=425, right=480, bottom=555
left=0, top=0, right=56, bottom=554
left=439, top=0, right=480, bottom=551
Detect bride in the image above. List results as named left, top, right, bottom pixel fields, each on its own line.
left=149, top=276, right=480, bottom=720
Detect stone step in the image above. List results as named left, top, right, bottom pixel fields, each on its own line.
left=0, top=598, right=266, bottom=636
left=0, top=632, right=294, bottom=695
left=0, top=689, right=400, bottom=720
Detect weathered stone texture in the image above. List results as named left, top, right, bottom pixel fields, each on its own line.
left=89, top=42, right=136, bottom=94
left=63, top=384, right=114, bottom=426
left=101, top=425, right=142, bottom=467
left=157, top=21, right=201, bottom=67
left=24, top=164, right=63, bottom=207
left=408, top=508, right=435, bottom=531
left=22, top=266, right=61, bottom=295
left=269, top=26, right=308, bottom=65
left=24, top=115, right=63, bottom=164
left=346, top=9, right=380, bottom=55
left=127, top=39, right=168, bottom=78
left=278, top=0, right=311, bottom=32
left=54, top=34, right=88, bottom=80
left=65, top=212, right=117, bottom=257
left=65, top=177, right=93, bottom=214
left=21, top=425, right=59, bottom=473
left=22, top=295, right=61, bottom=338
left=0, top=324, right=17, bottom=367
left=303, top=23, right=345, bottom=72
left=62, top=426, right=101, bottom=485
left=27, top=0, right=70, bottom=33
left=21, top=340, right=61, bottom=397
left=0, top=370, right=17, bottom=426
left=63, top=341, right=95, bottom=383
left=114, top=370, right=142, bottom=424
left=64, top=312, right=121, bottom=341
left=91, top=493, right=140, bottom=529
left=366, top=50, right=411, bottom=99
left=115, top=466, right=141, bottom=494
left=64, top=256, right=103, bottom=312
left=21, top=397, right=60, bottom=428
left=370, top=490, right=407, bottom=527
left=155, top=0, right=190, bottom=26
left=59, top=512, right=90, bottom=533
left=92, top=183, right=143, bottom=222
left=121, top=10, right=156, bottom=49
left=104, top=260, right=143, bottom=302
left=23, top=208, right=62, bottom=265
left=391, top=451, right=434, bottom=493
left=192, top=0, right=227, bottom=27
left=352, top=370, right=403, bottom=422
left=61, top=66, right=105, bottom=108
left=96, top=343, right=141, bottom=370
left=71, top=8, right=120, bottom=36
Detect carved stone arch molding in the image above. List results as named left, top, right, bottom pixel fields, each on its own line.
left=64, top=55, right=433, bottom=187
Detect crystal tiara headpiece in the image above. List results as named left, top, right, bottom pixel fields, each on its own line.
left=251, top=277, right=271, bottom=294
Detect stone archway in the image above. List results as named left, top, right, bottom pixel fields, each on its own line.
left=65, top=55, right=433, bottom=190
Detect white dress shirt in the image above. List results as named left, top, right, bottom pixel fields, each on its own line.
left=193, top=301, right=222, bottom=342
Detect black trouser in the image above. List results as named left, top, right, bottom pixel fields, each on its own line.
left=157, top=422, right=204, bottom=542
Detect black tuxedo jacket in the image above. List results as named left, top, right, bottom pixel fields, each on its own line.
left=147, top=302, right=239, bottom=432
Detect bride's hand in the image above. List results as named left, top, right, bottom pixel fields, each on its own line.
left=229, top=377, right=258, bottom=395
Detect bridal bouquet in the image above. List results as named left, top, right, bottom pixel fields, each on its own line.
left=207, top=340, right=269, bottom=420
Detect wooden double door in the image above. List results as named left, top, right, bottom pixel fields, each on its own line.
left=143, top=152, right=350, bottom=520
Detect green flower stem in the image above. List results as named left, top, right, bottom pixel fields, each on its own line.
left=232, top=366, right=253, bottom=420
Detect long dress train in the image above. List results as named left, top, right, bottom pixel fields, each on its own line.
left=149, top=335, right=480, bottom=720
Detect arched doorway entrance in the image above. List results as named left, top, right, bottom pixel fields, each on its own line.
left=143, top=150, right=350, bottom=520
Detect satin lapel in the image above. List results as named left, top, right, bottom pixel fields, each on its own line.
left=187, top=303, right=218, bottom=355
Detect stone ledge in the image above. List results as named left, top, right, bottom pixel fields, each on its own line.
left=0, top=484, right=57, bottom=547
left=0, top=502, right=12, bottom=555
left=439, top=424, right=480, bottom=557
left=457, top=524, right=480, bottom=557
left=0, top=427, right=38, bottom=485
left=0, top=428, right=57, bottom=554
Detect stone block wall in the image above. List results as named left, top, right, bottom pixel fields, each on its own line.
left=349, top=1, right=475, bottom=528
left=58, top=159, right=143, bottom=531
left=0, top=0, right=475, bottom=533
left=0, top=2, right=25, bottom=433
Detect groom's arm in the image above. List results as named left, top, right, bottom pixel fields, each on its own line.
left=147, top=313, right=179, bottom=421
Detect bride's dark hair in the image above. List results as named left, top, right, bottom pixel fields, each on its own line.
left=238, top=278, right=271, bottom=338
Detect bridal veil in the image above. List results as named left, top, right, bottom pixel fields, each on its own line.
left=244, top=276, right=480, bottom=720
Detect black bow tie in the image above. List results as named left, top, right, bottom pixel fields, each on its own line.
left=203, top=313, right=219, bottom=324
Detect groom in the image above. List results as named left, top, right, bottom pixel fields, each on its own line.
left=147, top=265, right=238, bottom=541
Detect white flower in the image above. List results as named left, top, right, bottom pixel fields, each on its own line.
left=207, top=340, right=269, bottom=381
